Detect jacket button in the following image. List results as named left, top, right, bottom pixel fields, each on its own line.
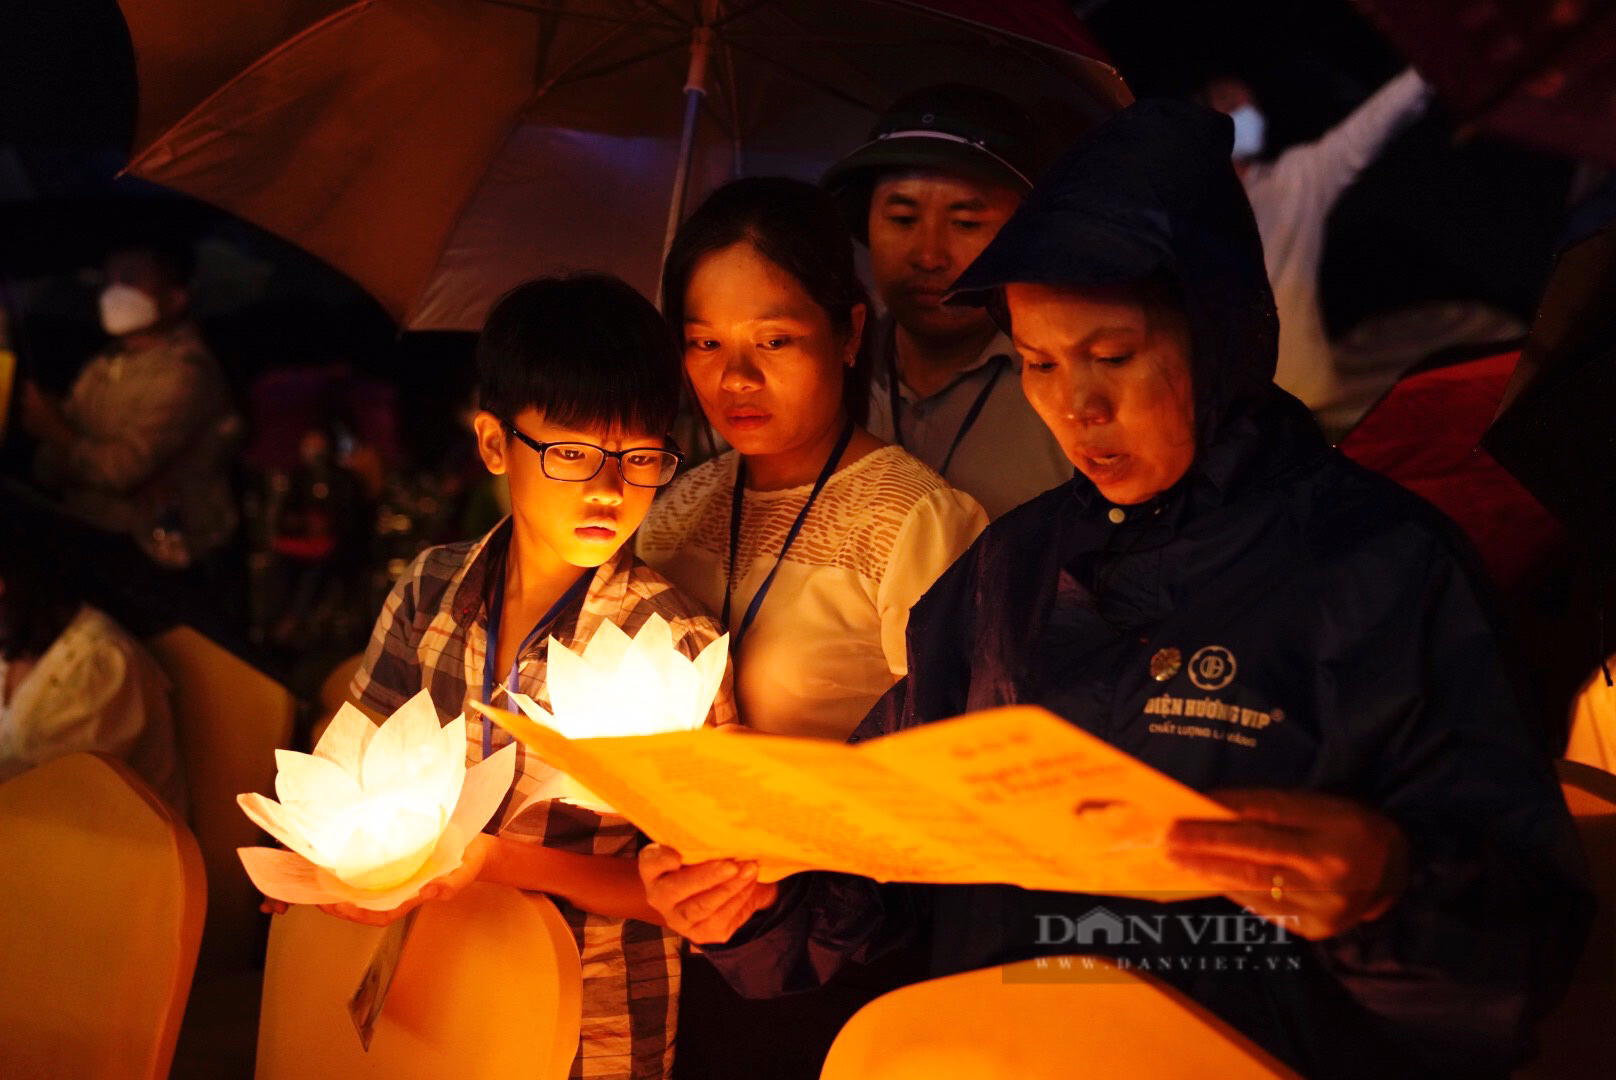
left=1108, top=507, right=1126, bottom=524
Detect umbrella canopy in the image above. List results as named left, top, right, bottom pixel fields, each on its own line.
left=1339, top=349, right=1562, bottom=591
left=1354, top=0, right=1616, bottom=169
left=120, top=0, right=1128, bottom=329
left=1483, top=222, right=1616, bottom=545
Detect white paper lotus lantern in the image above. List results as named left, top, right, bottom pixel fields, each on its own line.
left=507, top=615, right=727, bottom=813
left=237, top=689, right=516, bottom=910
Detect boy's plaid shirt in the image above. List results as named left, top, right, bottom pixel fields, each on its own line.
left=351, top=518, right=735, bottom=1080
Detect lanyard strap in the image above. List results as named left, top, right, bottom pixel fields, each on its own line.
left=723, top=418, right=856, bottom=649
left=887, top=346, right=1010, bottom=477
left=480, top=562, right=591, bottom=758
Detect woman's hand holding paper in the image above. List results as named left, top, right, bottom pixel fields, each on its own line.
left=639, top=843, right=779, bottom=944
left=1165, top=789, right=1409, bottom=941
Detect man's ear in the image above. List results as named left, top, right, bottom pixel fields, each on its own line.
left=472, top=411, right=509, bottom=476
left=845, top=303, right=867, bottom=367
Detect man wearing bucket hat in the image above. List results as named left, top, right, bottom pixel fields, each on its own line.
left=824, top=84, right=1074, bottom=520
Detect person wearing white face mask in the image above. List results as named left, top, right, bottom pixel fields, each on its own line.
left=1203, top=68, right=1431, bottom=417
left=22, top=245, right=240, bottom=569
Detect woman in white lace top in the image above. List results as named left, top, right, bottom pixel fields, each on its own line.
left=638, top=178, right=986, bottom=743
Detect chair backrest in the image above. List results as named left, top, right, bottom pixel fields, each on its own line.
left=147, top=625, right=296, bottom=975
left=1516, top=760, right=1616, bottom=1078
left=1564, top=666, right=1616, bottom=774
left=0, top=753, right=206, bottom=1080
left=821, top=955, right=1299, bottom=1080
left=256, top=882, right=583, bottom=1079
left=318, top=652, right=366, bottom=715
left=309, top=651, right=379, bottom=749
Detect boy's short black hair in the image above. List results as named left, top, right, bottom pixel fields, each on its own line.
left=476, top=274, right=682, bottom=436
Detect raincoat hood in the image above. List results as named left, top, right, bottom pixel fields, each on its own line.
left=948, top=98, right=1279, bottom=447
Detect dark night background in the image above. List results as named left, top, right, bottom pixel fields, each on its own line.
left=0, top=0, right=1577, bottom=340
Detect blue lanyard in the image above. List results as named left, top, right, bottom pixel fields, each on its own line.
left=722, top=418, right=856, bottom=650
left=886, top=344, right=1010, bottom=476
left=479, top=562, right=591, bottom=758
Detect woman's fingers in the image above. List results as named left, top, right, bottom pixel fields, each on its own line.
left=684, top=871, right=777, bottom=943
left=1168, top=788, right=1412, bottom=941
left=1164, top=850, right=1307, bottom=892
left=1207, top=788, right=1340, bottom=825
left=674, top=862, right=758, bottom=931
left=1166, top=818, right=1316, bottom=868
left=638, top=846, right=779, bottom=940
left=640, top=848, right=744, bottom=908
left=672, top=863, right=759, bottom=927
left=1167, top=849, right=1346, bottom=939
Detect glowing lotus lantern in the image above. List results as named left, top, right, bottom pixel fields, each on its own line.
left=237, top=689, right=515, bottom=910
left=507, top=615, right=727, bottom=813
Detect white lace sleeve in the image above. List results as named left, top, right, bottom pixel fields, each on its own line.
left=874, top=487, right=988, bottom=676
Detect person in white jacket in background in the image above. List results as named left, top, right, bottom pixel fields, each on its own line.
left=1205, top=68, right=1433, bottom=414
left=0, top=532, right=186, bottom=813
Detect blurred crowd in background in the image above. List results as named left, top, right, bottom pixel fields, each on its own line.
left=0, top=0, right=1604, bottom=718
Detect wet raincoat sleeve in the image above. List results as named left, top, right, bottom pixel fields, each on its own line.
left=1311, top=526, right=1591, bottom=1071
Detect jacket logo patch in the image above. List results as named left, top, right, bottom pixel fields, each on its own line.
left=1187, top=646, right=1236, bottom=691
left=1149, top=648, right=1182, bottom=682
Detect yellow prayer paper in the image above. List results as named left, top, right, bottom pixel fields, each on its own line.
left=473, top=703, right=1235, bottom=899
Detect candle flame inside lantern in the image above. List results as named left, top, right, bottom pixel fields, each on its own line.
left=507, top=615, right=728, bottom=813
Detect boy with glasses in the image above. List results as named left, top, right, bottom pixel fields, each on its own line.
left=342, top=274, right=734, bottom=1080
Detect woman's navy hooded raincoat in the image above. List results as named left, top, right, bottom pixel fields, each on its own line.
left=701, top=100, right=1590, bottom=1078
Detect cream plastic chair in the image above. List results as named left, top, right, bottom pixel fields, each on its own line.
left=0, top=753, right=205, bottom=1080
left=147, top=625, right=296, bottom=975
left=1564, top=664, right=1616, bottom=773
left=1516, top=760, right=1616, bottom=1078
left=318, top=652, right=365, bottom=715
left=821, top=955, right=1299, bottom=1079
left=256, top=882, right=583, bottom=1079
left=309, top=651, right=377, bottom=748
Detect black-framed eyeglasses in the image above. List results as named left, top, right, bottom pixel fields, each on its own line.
left=500, top=419, right=683, bottom=488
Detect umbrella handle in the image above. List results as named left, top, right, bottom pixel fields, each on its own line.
left=661, top=2, right=720, bottom=268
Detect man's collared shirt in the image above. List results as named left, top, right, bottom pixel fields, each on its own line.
left=867, top=318, right=1072, bottom=520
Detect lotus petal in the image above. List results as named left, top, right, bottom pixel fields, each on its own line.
left=241, top=830, right=472, bottom=911
left=495, top=619, right=730, bottom=811
left=507, top=691, right=552, bottom=726
left=362, top=689, right=453, bottom=793
left=542, top=642, right=595, bottom=734
left=558, top=775, right=614, bottom=815
left=273, top=748, right=363, bottom=805
left=279, top=795, right=377, bottom=865
left=690, top=635, right=729, bottom=722
left=326, top=803, right=444, bottom=890
left=238, top=791, right=326, bottom=865
left=314, top=702, right=377, bottom=770
left=576, top=618, right=634, bottom=672
left=238, top=845, right=349, bottom=906
left=623, top=614, right=674, bottom=672
left=440, top=713, right=469, bottom=769
left=445, top=741, right=517, bottom=839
